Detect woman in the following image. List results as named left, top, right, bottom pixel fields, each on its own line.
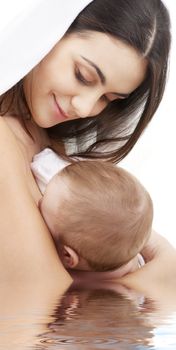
left=0, top=0, right=174, bottom=285
left=0, top=0, right=170, bottom=162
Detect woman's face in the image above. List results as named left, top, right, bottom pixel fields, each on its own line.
left=23, top=32, right=147, bottom=128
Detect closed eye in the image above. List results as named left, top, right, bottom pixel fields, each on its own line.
left=75, top=67, right=93, bottom=86
left=75, top=66, right=128, bottom=104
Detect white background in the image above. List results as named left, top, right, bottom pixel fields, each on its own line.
left=122, top=0, right=176, bottom=247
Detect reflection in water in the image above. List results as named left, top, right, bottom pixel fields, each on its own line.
left=0, top=285, right=176, bottom=349
left=38, top=288, right=176, bottom=350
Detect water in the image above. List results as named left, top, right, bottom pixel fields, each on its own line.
left=0, top=283, right=176, bottom=350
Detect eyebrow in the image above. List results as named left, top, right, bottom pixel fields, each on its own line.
left=81, top=55, right=106, bottom=84
left=81, top=55, right=130, bottom=98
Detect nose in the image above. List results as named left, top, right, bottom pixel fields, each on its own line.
left=71, top=92, right=105, bottom=118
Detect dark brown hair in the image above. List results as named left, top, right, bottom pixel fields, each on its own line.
left=54, top=161, right=153, bottom=271
left=0, top=0, right=171, bottom=163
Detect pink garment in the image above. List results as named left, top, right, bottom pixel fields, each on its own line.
left=31, top=148, right=70, bottom=194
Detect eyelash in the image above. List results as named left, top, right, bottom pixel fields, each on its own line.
left=75, top=66, right=111, bottom=103
left=75, top=67, right=91, bottom=86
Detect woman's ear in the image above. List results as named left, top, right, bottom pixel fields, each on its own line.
left=62, top=245, right=79, bottom=269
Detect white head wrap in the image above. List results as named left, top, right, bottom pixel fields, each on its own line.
left=0, top=0, right=93, bottom=95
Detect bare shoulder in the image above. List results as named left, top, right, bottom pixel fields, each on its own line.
left=0, top=117, right=72, bottom=286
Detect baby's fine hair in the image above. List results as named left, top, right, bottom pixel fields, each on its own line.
left=54, top=160, right=153, bottom=271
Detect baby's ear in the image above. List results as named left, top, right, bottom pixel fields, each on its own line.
left=62, top=245, right=79, bottom=269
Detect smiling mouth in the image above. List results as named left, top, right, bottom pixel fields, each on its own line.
left=53, top=95, right=69, bottom=120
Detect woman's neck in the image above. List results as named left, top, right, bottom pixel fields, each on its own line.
left=3, top=115, right=51, bottom=162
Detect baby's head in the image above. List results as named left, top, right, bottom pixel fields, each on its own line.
left=39, top=161, right=153, bottom=272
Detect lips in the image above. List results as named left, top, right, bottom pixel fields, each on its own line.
left=53, top=94, right=69, bottom=120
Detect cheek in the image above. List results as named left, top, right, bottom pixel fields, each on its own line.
left=90, top=99, right=108, bottom=117
left=39, top=59, right=78, bottom=96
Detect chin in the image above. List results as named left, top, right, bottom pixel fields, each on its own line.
left=32, top=116, right=51, bottom=128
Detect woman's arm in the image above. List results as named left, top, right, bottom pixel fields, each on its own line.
left=0, top=117, right=72, bottom=287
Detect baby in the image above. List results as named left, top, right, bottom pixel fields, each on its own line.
left=31, top=148, right=153, bottom=272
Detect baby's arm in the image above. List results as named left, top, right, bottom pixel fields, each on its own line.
left=119, top=230, right=176, bottom=293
